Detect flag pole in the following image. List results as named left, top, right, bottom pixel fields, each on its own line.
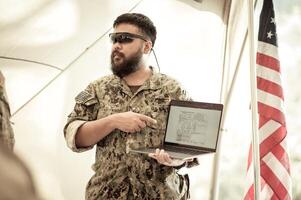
left=247, top=0, right=260, bottom=199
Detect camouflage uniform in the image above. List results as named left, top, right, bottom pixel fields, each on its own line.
left=0, top=71, right=39, bottom=199
left=0, top=143, right=40, bottom=200
left=0, top=71, right=14, bottom=150
left=64, top=69, right=198, bottom=200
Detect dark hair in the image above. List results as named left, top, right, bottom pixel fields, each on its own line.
left=113, top=13, right=157, bottom=47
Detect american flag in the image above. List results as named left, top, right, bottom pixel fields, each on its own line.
left=244, top=0, right=292, bottom=199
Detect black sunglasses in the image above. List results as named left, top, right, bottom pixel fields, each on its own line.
left=109, top=32, right=148, bottom=44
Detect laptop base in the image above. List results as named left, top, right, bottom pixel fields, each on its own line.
left=129, top=145, right=210, bottom=160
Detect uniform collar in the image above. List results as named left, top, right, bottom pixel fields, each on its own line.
left=111, top=66, right=163, bottom=96
left=139, top=66, right=163, bottom=91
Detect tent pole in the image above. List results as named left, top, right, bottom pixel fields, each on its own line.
left=210, top=0, right=245, bottom=197
left=247, top=0, right=261, bottom=199
left=248, top=0, right=260, bottom=200
left=210, top=32, right=248, bottom=200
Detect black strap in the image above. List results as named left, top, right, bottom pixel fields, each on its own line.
left=184, top=174, right=190, bottom=199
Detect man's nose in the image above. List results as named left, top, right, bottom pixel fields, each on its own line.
left=112, top=41, right=122, bottom=50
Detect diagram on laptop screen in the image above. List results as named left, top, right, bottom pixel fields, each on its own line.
left=175, top=111, right=208, bottom=144
left=165, top=106, right=221, bottom=148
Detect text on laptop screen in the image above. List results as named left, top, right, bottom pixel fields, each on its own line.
left=165, top=105, right=221, bottom=149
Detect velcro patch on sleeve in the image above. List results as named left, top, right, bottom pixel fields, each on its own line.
left=75, top=91, right=94, bottom=104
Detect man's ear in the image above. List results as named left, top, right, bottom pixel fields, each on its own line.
left=144, top=41, right=153, bottom=54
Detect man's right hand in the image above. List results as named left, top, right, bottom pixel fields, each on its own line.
left=74, top=111, right=157, bottom=148
left=110, top=111, right=157, bottom=133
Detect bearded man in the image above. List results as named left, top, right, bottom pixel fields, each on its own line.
left=64, top=13, right=198, bottom=200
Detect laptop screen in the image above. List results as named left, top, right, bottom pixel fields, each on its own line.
left=164, top=102, right=222, bottom=150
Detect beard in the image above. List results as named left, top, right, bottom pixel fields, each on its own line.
left=110, top=48, right=143, bottom=78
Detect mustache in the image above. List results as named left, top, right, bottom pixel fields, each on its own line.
left=111, top=50, right=124, bottom=58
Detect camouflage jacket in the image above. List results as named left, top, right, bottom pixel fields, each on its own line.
left=0, top=143, right=40, bottom=200
left=64, top=70, right=198, bottom=200
left=0, top=71, right=14, bottom=150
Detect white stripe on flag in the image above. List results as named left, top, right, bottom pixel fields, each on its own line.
left=280, top=139, right=288, bottom=150
left=257, top=89, right=284, bottom=113
left=257, top=41, right=279, bottom=59
left=261, top=184, right=274, bottom=199
left=244, top=162, right=255, bottom=197
left=257, top=64, right=282, bottom=86
left=262, top=153, right=292, bottom=193
left=259, top=119, right=281, bottom=143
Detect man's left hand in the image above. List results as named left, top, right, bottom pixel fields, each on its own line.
left=148, top=148, right=185, bottom=167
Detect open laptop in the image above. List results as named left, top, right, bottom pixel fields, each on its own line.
left=130, top=100, right=223, bottom=160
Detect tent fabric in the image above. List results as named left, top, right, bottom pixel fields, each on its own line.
left=0, top=0, right=243, bottom=199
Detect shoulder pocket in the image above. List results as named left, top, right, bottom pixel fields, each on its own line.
left=73, top=90, right=99, bottom=120
left=75, top=91, right=98, bottom=106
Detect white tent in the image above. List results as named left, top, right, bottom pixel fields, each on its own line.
left=1, top=0, right=300, bottom=199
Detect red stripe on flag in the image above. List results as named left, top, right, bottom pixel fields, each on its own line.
left=258, top=102, right=286, bottom=125
left=258, top=115, right=270, bottom=128
left=257, top=77, right=284, bottom=100
left=260, top=125, right=286, bottom=158
left=244, top=184, right=254, bottom=200
left=257, top=52, right=280, bottom=72
left=247, top=144, right=253, bottom=169
left=271, top=144, right=291, bottom=174
left=261, top=162, right=290, bottom=200
left=271, top=194, right=280, bottom=200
